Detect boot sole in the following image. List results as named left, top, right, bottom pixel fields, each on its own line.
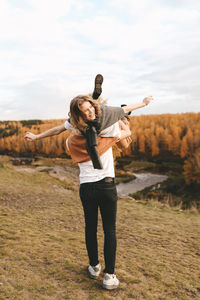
left=93, top=74, right=104, bottom=98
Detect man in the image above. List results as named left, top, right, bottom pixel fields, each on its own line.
left=66, top=114, right=131, bottom=290
left=25, top=77, right=153, bottom=290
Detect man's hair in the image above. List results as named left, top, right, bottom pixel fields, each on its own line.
left=69, top=95, right=102, bottom=131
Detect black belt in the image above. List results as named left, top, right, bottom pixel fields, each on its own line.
left=80, top=177, right=115, bottom=187
left=97, top=177, right=114, bottom=183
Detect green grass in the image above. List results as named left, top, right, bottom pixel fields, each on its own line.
left=116, top=157, right=183, bottom=175
left=130, top=175, right=200, bottom=211
left=115, top=175, right=136, bottom=185
left=116, top=158, right=157, bottom=172
left=115, top=170, right=136, bottom=185
left=124, top=160, right=157, bottom=172
left=0, top=156, right=200, bottom=299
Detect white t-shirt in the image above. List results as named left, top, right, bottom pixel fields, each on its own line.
left=64, top=120, right=74, bottom=130
left=65, top=122, right=121, bottom=184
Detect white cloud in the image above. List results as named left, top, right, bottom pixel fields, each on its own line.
left=0, top=0, right=200, bottom=120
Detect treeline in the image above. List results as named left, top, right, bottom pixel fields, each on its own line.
left=127, top=112, right=200, bottom=185
left=0, top=120, right=43, bottom=138
left=0, top=119, right=71, bottom=158
left=0, top=112, right=200, bottom=185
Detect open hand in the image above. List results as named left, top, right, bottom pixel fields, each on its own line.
left=24, top=132, right=37, bottom=141
left=143, top=96, right=153, bottom=106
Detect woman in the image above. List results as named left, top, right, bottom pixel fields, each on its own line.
left=25, top=94, right=153, bottom=290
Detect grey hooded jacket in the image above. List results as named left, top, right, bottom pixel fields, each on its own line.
left=96, top=104, right=125, bottom=133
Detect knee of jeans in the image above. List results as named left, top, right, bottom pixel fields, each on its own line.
left=103, top=225, right=116, bottom=236
left=85, top=225, right=97, bottom=234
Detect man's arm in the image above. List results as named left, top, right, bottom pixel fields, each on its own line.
left=122, top=96, right=153, bottom=114
left=24, top=124, right=66, bottom=141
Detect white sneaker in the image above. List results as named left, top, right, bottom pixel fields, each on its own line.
left=102, top=274, right=119, bottom=290
left=88, top=263, right=101, bottom=279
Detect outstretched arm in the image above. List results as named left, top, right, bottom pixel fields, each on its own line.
left=24, top=124, right=66, bottom=141
left=122, top=96, right=153, bottom=114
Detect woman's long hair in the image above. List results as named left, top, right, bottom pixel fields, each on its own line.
left=69, top=95, right=102, bottom=131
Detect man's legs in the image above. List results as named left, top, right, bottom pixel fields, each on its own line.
left=96, top=182, right=118, bottom=274
left=79, top=183, right=99, bottom=267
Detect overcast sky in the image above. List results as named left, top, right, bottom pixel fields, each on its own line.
left=0, top=0, right=200, bottom=120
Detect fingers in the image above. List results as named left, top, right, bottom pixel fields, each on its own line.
left=24, top=132, right=35, bottom=141
left=24, top=133, right=30, bottom=139
left=143, top=96, right=154, bottom=106
left=24, top=136, right=32, bottom=141
left=146, top=96, right=153, bottom=101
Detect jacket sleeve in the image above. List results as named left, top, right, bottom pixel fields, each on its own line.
left=98, top=104, right=125, bottom=132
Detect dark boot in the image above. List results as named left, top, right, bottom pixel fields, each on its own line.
left=92, top=74, right=104, bottom=99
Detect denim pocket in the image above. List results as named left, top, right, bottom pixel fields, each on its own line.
left=95, top=183, right=117, bottom=200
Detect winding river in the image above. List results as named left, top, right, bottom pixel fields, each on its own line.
left=117, top=172, right=168, bottom=196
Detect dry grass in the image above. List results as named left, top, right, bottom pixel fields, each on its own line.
left=0, top=156, right=200, bottom=300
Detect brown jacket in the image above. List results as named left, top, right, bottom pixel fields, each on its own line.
left=67, top=132, right=119, bottom=164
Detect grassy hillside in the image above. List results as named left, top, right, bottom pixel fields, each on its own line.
left=0, top=156, right=200, bottom=300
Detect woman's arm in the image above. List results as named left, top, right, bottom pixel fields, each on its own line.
left=118, top=119, right=131, bottom=140
left=116, top=120, right=132, bottom=149
left=24, top=124, right=66, bottom=141
left=122, top=96, right=153, bottom=114
left=117, top=136, right=132, bottom=149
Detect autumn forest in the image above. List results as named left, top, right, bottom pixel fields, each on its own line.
left=0, top=112, right=200, bottom=186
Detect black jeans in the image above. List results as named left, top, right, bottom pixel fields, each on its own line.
left=79, top=179, right=117, bottom=274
